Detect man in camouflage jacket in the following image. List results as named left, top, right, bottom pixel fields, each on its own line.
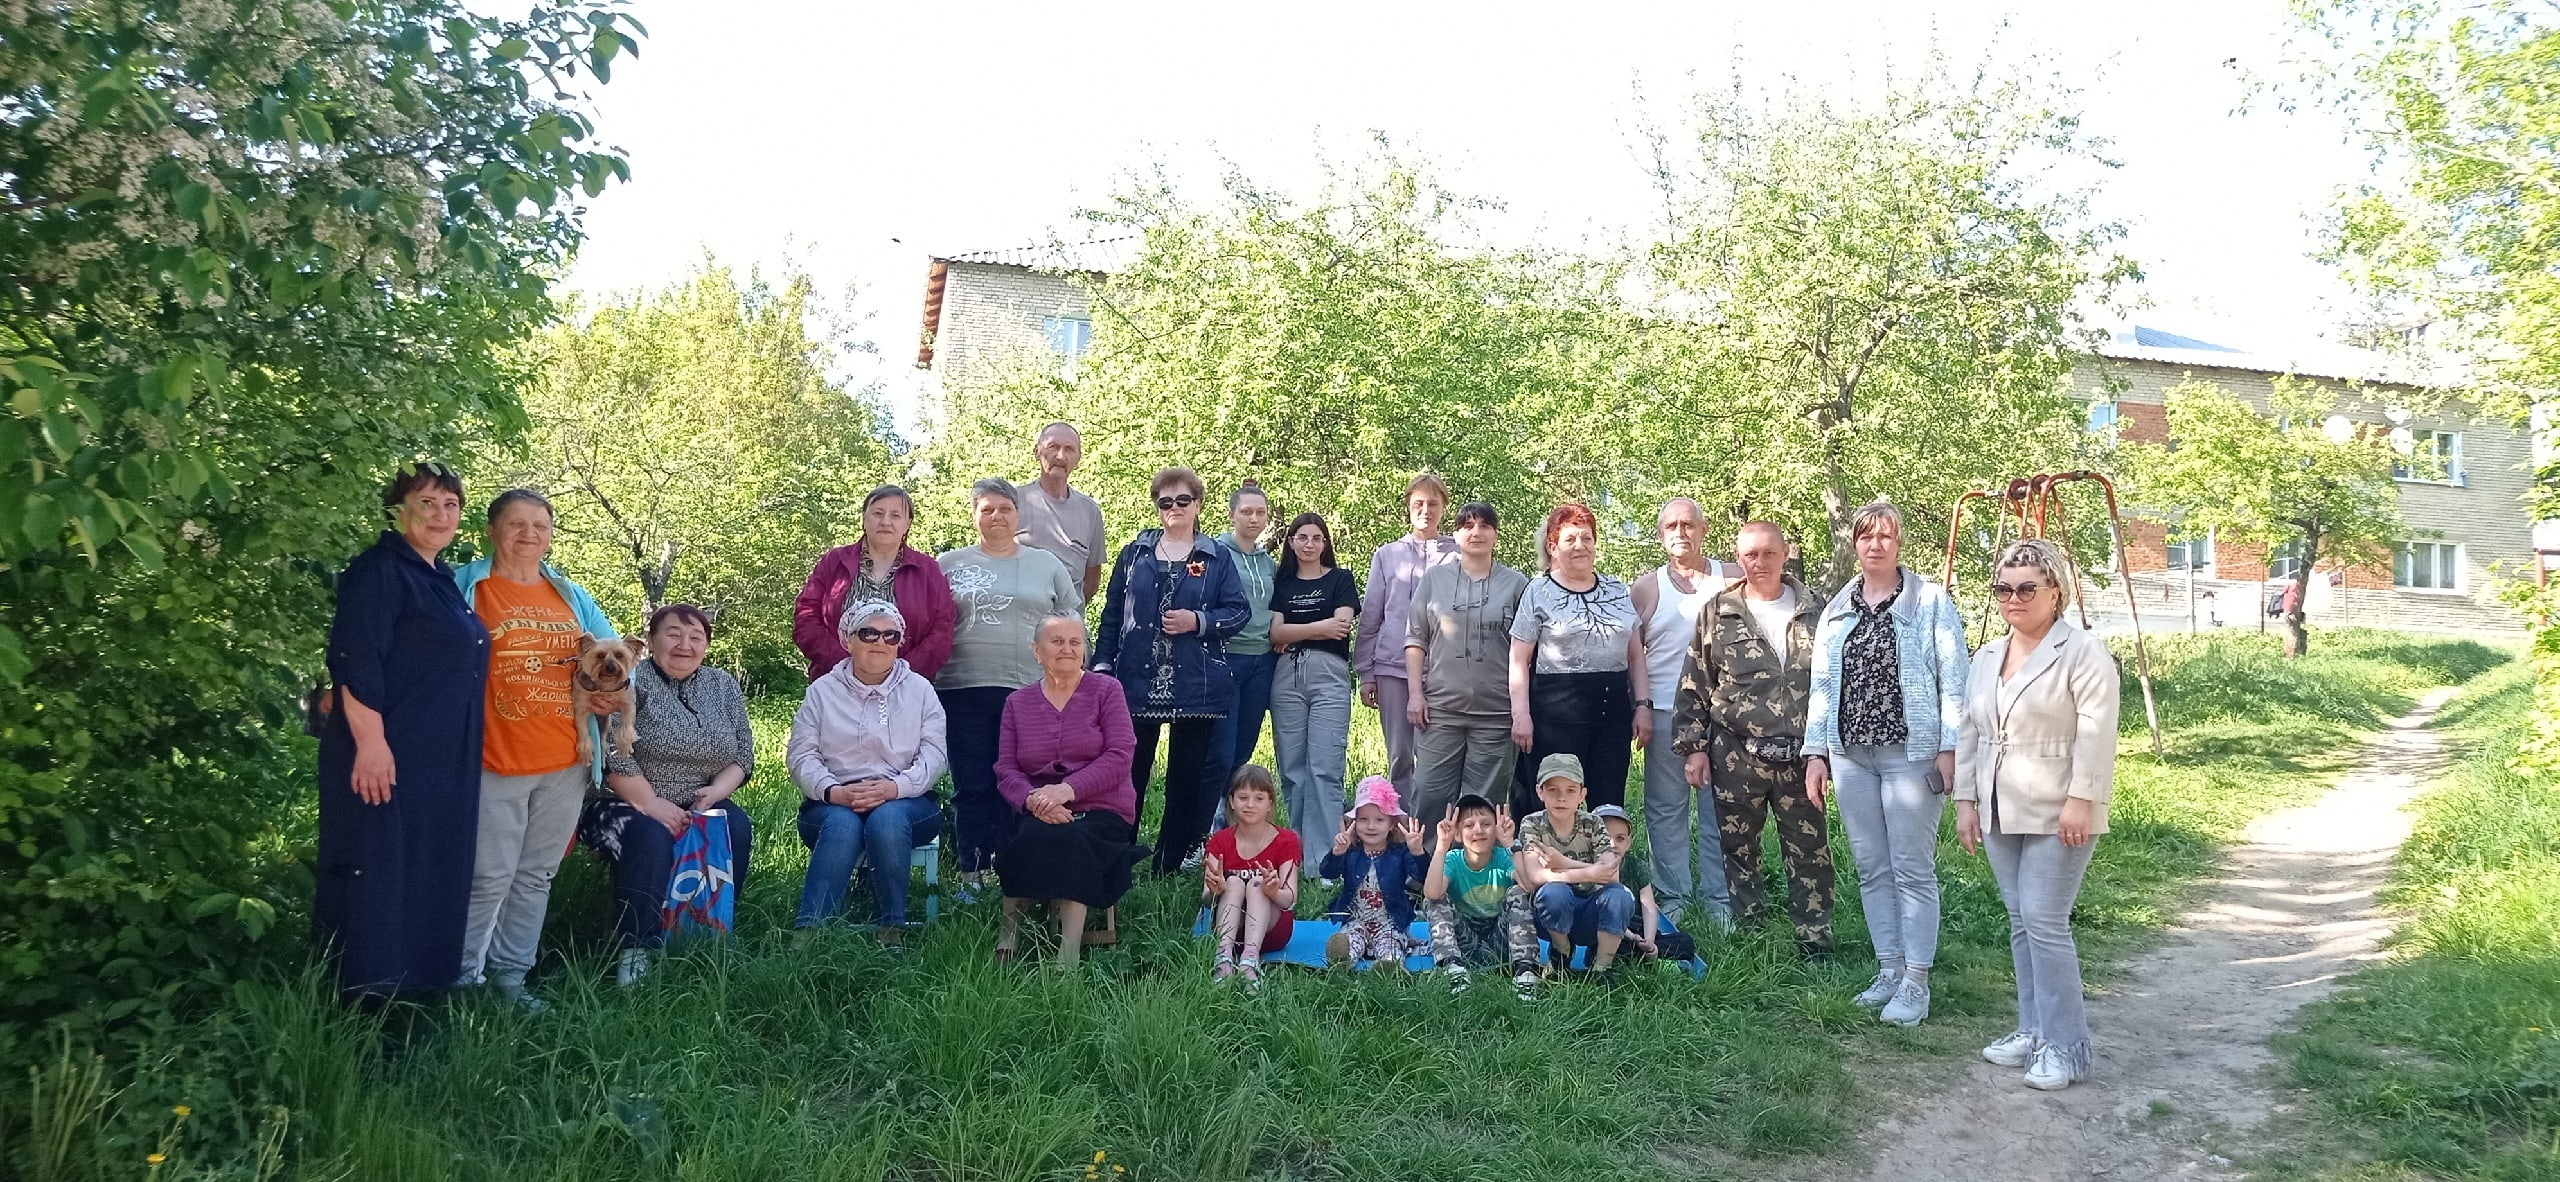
left=1671, top=521, right=1836, bottom=955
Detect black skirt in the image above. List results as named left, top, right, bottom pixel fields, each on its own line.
left=996, top=810, right=1137, bottom=908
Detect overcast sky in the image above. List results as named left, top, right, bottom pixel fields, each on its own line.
left=564, top=1, right=2372, bottom=430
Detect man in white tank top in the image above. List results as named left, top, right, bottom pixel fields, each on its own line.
left=1629, top=498, right=1733, bottom=927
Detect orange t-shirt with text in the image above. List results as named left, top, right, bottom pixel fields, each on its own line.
left=474, top=575, right=583, bottom=776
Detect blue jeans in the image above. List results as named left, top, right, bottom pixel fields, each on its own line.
left=1532, top=882, right=1636, bottom=950
left=794, top=795, right=944, bottom=928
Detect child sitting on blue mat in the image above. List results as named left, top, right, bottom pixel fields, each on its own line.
left=1320, top=776, right=1428, bottom=967
left=1593, top=804, right=1662, bottom=961
left=1203, top=764, right=1302, bottom=986
left=1423, top=792, right=1540, bottom=997
left=1518, top=753, right=1635, bottom=987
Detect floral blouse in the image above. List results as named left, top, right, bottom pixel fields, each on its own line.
left=1837, top=577, right=1911, bottom=748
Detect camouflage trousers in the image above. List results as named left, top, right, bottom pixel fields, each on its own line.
left=1710, top=730, right=1836, bottom=949
left=1423, top=890, right=1538, bottom=972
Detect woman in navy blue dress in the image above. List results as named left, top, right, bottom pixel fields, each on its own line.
left=315, top=464, right=491, bottom=997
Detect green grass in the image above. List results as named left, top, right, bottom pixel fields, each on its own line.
left=0, top=628, right=2513, bottom=1181
left=2263, top=655, right=2560, bottom=1181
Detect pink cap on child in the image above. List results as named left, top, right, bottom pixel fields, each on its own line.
left=1352, top=775, right=1405, bottom=817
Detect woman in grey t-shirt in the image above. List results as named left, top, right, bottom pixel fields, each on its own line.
left=938, top=478, right=1081, bottom=900
left=1506, top=503, right=1649, bottom=815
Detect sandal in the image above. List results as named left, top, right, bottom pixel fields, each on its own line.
left=993, top=943, right=1017, bottom=965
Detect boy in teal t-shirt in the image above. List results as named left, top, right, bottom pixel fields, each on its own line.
left=1423, top=793, right=1539, bottom=996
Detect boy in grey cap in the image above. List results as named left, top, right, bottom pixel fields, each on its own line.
left=1516, top=753, right=1635, bottom=983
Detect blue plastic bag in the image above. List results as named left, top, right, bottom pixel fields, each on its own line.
left=662, top=809, right=736, bottom=936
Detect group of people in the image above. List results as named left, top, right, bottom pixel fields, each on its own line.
left=315, top=421, right=2121, bottom=1093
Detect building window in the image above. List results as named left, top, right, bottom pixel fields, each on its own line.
left=1042, top=316, right=1094, bottom=358
left=2392, top=428, right=2464, bottom=485
left=2165, top=527, right=2213, bottom=572
left=2267, top=540, right=2307, bottom=582
left=2393, top=541, right=2460, bottom=590
left=2086, top=401, right=2119, bottom=434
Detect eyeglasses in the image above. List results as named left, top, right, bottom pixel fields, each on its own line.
left=1154, top=493, right=1198, bottom=511
left=851, top=627, right=905, bottom=645
left=1988, top=581, right=2047, bottom=601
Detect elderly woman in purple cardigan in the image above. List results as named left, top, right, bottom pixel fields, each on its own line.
left=993, top=614, right=1138, bottom=966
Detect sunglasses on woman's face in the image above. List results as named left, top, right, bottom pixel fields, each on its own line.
left=1154, top=493, right=1198, bottom=511
left=852, top=627, right=905, bottom=645
left=1989, top=581, right=2046, bottom=601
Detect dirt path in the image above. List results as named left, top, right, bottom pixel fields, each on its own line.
left=1814, top=687, right=2458, bottom=1182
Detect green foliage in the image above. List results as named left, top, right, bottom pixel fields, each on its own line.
left=481, top=262, right=896, bottom=688
left=1643, top=66, right=2137, bottom=589
left=2296, top=1, right=2560, bottom=423
left=921, top=147, right=1655, bottom=577
left=2279, top=658, right=2560, bottom=1179
left=2125, top=377, right=2408, bottom=654
left=0, top=0, right=635, bottom=1060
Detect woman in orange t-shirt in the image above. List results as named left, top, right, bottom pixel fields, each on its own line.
left=451, top=489, right=620, bottom=1007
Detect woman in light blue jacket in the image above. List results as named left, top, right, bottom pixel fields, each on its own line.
left=1803, top=500, right=1968, bottom=1029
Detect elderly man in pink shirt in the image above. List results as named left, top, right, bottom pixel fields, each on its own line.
left=1351, top=473, right=1460, bottom=799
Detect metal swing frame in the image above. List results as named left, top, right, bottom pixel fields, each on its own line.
left=1941, top=470, right=2164, bottom=755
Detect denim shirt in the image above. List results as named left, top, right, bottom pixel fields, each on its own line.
left=1804, top=567, right=1970, bottom=764
left=1317, top=842, right=1430, bottom=929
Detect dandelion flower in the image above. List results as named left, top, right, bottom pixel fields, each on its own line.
left=1095, top=1151, right=1108, bottom=1163
left=173, top=1105, right=191, bottom=1117
left=148, top=1153, right=166, bottom=1165
left=1113, top=1167, right=1127, bottom=1174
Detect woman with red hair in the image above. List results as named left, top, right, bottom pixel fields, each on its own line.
left=1505, top=503, right=1649, bottom=816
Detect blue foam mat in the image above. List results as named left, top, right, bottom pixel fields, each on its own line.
left=1189, top=909, right=1705, bottom=976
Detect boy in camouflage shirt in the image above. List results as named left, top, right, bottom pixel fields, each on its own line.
left=1516, top=754, right=1637, bottom=984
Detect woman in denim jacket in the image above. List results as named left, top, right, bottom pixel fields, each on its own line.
left=1093, top=466, right=1252, bottom=873
left=1803, top=500, right=1969, bottom=1029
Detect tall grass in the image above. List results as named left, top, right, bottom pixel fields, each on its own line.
left=2273, top=657, right=2560, bottom=1180
left=0, top=629, right=2510, bottom=1181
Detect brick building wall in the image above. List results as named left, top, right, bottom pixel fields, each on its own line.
left=926, top=263, right=1093, bottom=384
left=2071, top=353, right=2533, bottom=635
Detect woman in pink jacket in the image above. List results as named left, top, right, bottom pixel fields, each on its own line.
left=792, top=484, right=958, bottom=682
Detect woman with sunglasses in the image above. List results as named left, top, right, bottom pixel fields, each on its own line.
left=1954, top=537, right=2119, bottom=1091
left=789, top=599, right=948, bottom=938
left=1803, top=500, right=1969, bottom=1028
left=1266, top=511, right=1362, bottom=875
left=1093, top=467, right=1251, bottom=873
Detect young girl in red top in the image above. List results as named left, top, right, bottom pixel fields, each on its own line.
left=1202, top=763, right=1301, bottom=985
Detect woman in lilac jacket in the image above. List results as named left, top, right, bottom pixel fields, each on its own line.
left=993, top=614, right=1138, bottom=967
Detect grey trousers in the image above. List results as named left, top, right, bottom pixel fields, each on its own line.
left=1272, top=649, right=1353, bottom=872
left=1374, top=673, right=1420, bottom=798
left=1985, top=826, right=2097, bottom=1071
left=1410, top=714, right=1516, bottom=835
left=460, top=764, right=587, bottom=986
left=1641, top=706, right=1730, bottom=923
left=1834, top=744, right=1946, bottom=967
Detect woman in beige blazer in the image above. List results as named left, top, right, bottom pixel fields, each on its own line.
left=1954, top=537, right=2119, bottom=1091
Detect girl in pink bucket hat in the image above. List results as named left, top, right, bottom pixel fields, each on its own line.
left=1319, top=776, right=1430, bottom=965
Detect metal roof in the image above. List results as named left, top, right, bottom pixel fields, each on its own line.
left=2091, top=325, right=2460, bottom=390
left=932, top=235, right=1141, bottom=274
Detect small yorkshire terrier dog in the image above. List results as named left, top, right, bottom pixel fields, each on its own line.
left=570, top=634, right=647, bottom=761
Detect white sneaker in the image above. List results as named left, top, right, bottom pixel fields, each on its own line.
left=2023, top=1044, right=2081, bottom=1091
left=616, top=948, right=654, bottom=987
left=1446, top=965, right=1471, bottom=995
left=1513, top=970, right=1539, bottom=1002
left=1879, top=978, right=1931, bottom=1027
left=1981, top=1030, right=2037, bottom=1068
left=493, top=980, right=547, bottom=1014
left=1852, top=969, right=1900, bottom=1008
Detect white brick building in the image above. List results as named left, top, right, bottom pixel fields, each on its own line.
left=2077, top=328, right=2538, bottom=637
